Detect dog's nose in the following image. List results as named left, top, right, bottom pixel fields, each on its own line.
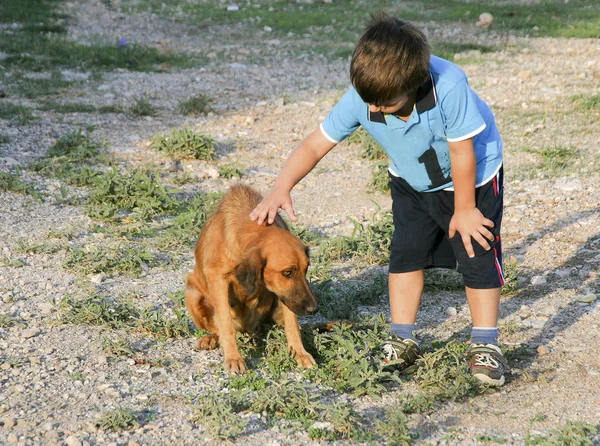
left=305, top=303, right=319, bottom=315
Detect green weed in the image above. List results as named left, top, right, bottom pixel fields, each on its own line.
left=56, top=294, right=192, bottom=339
left=413, top=341, right=484, bottom=401
left=0, top=134, right=10, bottom=145
left=190, top=391, right=247, bottom=439
left=29, top=129, right=108, bottom=186
left=65, top=243, right=158, bottom=276
left=0, top=314, right=15, bottom=328
left=149, top=126, right=216, bottom=160
left=100, top=334, right=137, bottom=357
left=307, top=317, right=402, bottom=397
left=218, top=162, right=245, bottom=179
left=177, top=93, right=213, bottom=116
left=571, top=93, right=600, bottom=111
left=348, top=127, right=386, bottom=161
left=375, top=404, right=418, bottom=446
left=96, top=408, right=139, bottom=431
left=85, top=167, right=174, bottom=221
left=524, top=420, right=598, bottom=445
left=0, top=169, right=42, bottom=200
left=129, top=96, right=158, bottom=117
left=157, top=192, right=223, bottom=249
left=56, top=295, right=138, bottom=328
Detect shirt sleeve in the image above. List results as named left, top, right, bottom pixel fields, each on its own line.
left=320, top=87, right=362, bottom=143
left=440, top=78, right=486, bottom=142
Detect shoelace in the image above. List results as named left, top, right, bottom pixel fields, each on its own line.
left=474, top=352, right=499, bottom=368
left=383, top=343, right=399, bottom=361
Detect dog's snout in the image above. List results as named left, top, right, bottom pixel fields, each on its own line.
left=305, top=303, right=319, bottom=315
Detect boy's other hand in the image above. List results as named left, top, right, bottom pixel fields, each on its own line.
left=448, top=208, right=494, bottom=258
left=250, top=187, right=297, bottom=225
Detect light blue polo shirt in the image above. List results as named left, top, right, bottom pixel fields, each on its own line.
left=320, top=56, right=502, bottom=192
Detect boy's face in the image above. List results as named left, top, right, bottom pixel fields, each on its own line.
left=367, top=92, right=414, bottom=115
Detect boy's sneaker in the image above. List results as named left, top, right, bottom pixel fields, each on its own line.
left=382, top=337, right=421, bottom=371
left=467, top=343, right=508, bottom=386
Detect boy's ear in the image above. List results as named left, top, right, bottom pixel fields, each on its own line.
left=234, top=247, right=264, bottom=295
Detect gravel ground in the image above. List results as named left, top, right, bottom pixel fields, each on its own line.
left=1, top=1, right=600, bottom=445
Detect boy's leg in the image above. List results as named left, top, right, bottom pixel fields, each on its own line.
left=465, top=286, right=500, bottom=328
left=389, top=270, right=424, bottom=325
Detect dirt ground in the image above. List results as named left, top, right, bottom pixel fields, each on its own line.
left=1, top=1, right=599, bottom=445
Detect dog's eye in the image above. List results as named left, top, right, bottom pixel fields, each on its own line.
left=281, top=270, right=293, bottom=278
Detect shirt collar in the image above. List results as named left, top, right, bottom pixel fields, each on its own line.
left=367, top=73, right=436, bottom=124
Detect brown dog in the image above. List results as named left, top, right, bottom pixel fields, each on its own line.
left=184, top=184, right=319, bottom=373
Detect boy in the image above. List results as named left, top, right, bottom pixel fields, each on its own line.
left=250, top=14, right=507, bottom=386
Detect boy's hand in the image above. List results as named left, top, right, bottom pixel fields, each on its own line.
left=250, top=187, right=297, bottom=225
left=448, top=208, right=495, bottom=258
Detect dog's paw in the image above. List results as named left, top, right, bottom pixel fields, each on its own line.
left=294, top=351, right=316, bottom=368
left=196, top=335, right=219, bottom=350
left=224, top=357, right=247, bottom=374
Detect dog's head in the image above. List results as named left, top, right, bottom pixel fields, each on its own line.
left=234, top=229, right=318, bottom=317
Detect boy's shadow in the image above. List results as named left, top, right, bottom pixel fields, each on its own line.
left=442, top=207, right=600, bottom=375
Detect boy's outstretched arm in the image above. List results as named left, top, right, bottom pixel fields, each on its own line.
left=447, top=138, right=495, bottom=258
left=250, top=128, right=337, bottom=225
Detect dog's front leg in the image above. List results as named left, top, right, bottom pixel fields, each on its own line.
left=274, top=304, right=316, bottom=368
left=207, top=274, right=246, bottom=374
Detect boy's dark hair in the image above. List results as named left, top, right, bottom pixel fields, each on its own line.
left=350, top=13, right=430, bottom=106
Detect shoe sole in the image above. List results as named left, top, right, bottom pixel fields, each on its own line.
left=472, top=373, right=505, bottom=387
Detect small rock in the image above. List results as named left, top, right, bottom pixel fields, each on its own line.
left=65, top=435, right=83, bottom=446
left=588, top=369, right=600, bottom=376
left=530, top=276, right=547, bottom=285
left=476, top=12, right=493, bottom=29
left=445, top=307, right=457, bottom=317
left=90, top=274, right=104, bottom=285
left=22, top=329, right=40, bottom=339
left=575, top=293, right=597, bottom=304
left=6, top=433, right=18, bottom=444
left=3, top=416, right=16, bottom=427
left=537, top=345, right=550, bottom=355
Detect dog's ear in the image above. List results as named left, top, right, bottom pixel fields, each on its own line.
left=234, top=247, right=264, bottom=295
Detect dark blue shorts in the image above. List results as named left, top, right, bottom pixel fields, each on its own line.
left=388, top=168, right=504, bottom=289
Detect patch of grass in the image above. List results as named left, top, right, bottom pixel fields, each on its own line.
left=313, top=274, right=386, bottom=320
left=156, top=192, right=223, bottom=249
left=190, top=391, right=248, bottom=440
left=313, top=211, right=393, bottom=266
left=537, top=145, right=577, bottom=172
left=375, top=404, right=418, bottom=445
left=0, top=169, right=42, bottom=200
left=516, top=144, right=580, bottom=179
left=347, top=127, right=386, bottom=161
left=177, top=93, right=213, bottom=116
left=524, top=420, right=598, bottom=445
left=571, top=93, right=600, bottom=111
left=0, top=103, right=36, bottom=123
left=29, top=129, right=109, bottom=186
left=96, top=408, right=139, bottom=432
left=346, top=127, right=389, bottom=192
left=56, top=295, right=139, bottom=328
left=99, top=334, right=137, bottom=357
left=0, top=134, right=10, bottom=145
left=501, top=259, right=520, bottom=295
left=129, top=96, right=158, bottom=117
left=85, top=167, right=174, bottom=221
left=218, top=162, right=245, bottom=179
left=0, top=314, right=15, bottom=328
left=149, top=127, right=216, bottom=160
left=433, top=42, right=496, bottom=63
left=413, top=341, right=485, bottom=401
left=306, top=317, right=402, bottom=397
left=65, top=243, right=159, bottom=277
left=56, top=294, right=192, bottom=339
